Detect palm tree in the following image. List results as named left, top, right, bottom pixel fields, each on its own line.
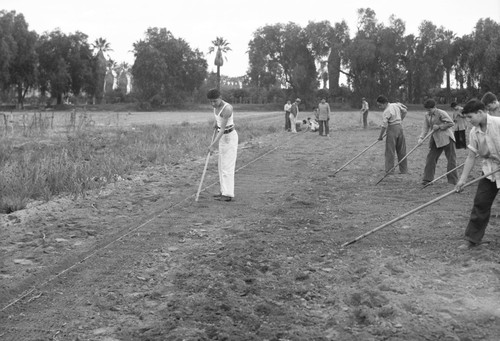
left=116, top=62, right=131, bottom=94
left=208, top=37, right=231, bottom=90
left=91, top=38, right=113, bottom=104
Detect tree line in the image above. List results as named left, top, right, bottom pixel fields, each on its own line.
left=1, top=8, right=499, bottom=110
left=247, top=9, right=500, bottom=107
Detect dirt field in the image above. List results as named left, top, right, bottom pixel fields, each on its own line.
left=1, top=109, right=499, bottom=340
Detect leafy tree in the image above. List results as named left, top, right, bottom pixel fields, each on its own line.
left=405, top=21, right=446, bottom=103
left=401, top=34, right=417, bottom=102
left=208, top=37, right=231, bottom=90
left=132, top=27, right=207, bottom=106
left=327, top=21, right=350, bottom=94
left=248, top=22, right=318, bottom=104
left=345, top=8, right=381, bottom=102
left=66, top=32, right=93, bottom=99
left=37, top=30, right=93, bottom=105
left=436, top=29, right=457, bottom=103
left=346, top=9, right=407, bottom=104
left=471, top=18, right=500, bottom=94
left=454, top=34, right=474, bottom=90
left=247, top=31, right=280, bottom=90
left=305, top=20, right=334, bottom=89
left=0, top=10, right=38, bottom=108
left=376, top=15, right=407, bottom=99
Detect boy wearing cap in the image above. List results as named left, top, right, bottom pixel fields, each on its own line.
left=455, top=99, right=500, bottom=249
left=418, top=99, right=458, bottom=186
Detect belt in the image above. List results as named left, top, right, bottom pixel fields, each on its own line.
left=218, top=126, right=235, bottom=134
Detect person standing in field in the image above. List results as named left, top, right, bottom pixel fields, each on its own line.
left=418, top=99, right=457, bottom=186
left=377, top=95, right=408, bottom=174
left=451, top=102, right=467, bottom=149
left=481, top=92, right=500, bottom=116
left=360, top=97, right=369, bottom=129
left=207, top=88, right=238, bottom=202
left=290, top=98, right=301, bottom=133
left=455, top=99, right=500, bottom=249
left=284, top=100, right=292, bottom=131
left=318, top=98, right=331, bottom=137
left=480, top=92, right=500, bottom=218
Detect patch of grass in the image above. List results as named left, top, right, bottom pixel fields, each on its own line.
left=0, top=117, right=277, bottom=213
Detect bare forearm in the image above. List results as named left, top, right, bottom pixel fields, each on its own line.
left=459, top=153, right=477, bottom=183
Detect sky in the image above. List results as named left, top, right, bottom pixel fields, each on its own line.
left=2, top=0, right=500, bottom=78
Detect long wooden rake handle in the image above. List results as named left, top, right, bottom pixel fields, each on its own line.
left=342, top=168, right=500, bottom=248
left=195, top=129, right=217, bottom=202
left=421, top=156, right=478, bottom=189
left=332, top=136, right=385, bottom=176
left=375, top=131, right=433, bottom=185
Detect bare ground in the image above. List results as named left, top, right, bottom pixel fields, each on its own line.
left=1, top=111, right=499, bottom=341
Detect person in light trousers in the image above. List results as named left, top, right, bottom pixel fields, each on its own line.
left=207, top=88, right=238, bottom=202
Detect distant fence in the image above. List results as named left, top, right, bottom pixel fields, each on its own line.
left=0, top=106, right=101, bottom=137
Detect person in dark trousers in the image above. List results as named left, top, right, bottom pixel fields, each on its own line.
left=377, top=95, right=408, bottom=174
left=451, top=102, right=467, bottom=149
left=455, top=99, right=500, bottom=249
left=360, top=97, right=369, bottom=129
left=317, top=98, right=331, bottom=136
left=418, top=99, right=458, bottom=186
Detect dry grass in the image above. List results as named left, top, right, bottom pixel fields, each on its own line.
left=0, top=110, right=280, bottom=214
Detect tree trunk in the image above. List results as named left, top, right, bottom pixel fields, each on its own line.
left=16, top=84, right=24, bottom=109
left=217, top=66, right=221, bottom=90
left=328, top=51, right=340, bottom=94
left=446, top=68, right=451, bottom=104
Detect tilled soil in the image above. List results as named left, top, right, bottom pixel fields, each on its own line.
left=1, top=111, right=499, bottom=341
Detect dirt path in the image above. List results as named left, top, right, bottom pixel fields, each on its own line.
left=1, top=111, right=499, bottom=340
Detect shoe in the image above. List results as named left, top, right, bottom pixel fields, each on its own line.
left=213, top=193, right=222, bottom=198
left=458, top=240, right=478, bottom=250
left=421, top=181, right=432, bottom=186
left=215, top=195, right=232, bottom=202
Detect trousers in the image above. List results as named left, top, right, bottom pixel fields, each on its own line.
left=465, top=177, right=499, bottom=244
left=362, top=110, right=369, bottom=129
left=285, top=111, right=291, bottom=131
left=385, top=124, right=407, bottom=173
left=318, top=120, right=329, bottom=136
left=454, top=130, right=467, bottom=149
left=422, top=137, right=458, bottom=184
left=289, top=114, right=297, bottom=133
left=218, top=130, right=238, bottom=197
